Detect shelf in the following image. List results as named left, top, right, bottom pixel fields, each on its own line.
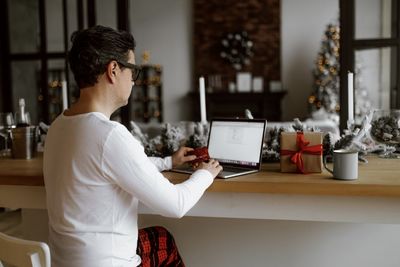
left=189, top=91, right=286, bottom=121
left=130, top=64, right=163, bottom=123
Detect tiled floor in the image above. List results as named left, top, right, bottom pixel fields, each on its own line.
left=0, top=209, right=23, bottom=237
left=0, top=210, right=23, bottom=267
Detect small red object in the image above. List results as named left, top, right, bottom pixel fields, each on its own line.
left=187, top=147, right=210, bottom=164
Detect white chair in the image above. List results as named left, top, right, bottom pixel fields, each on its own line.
left=0, top=232, right=50, bottom=267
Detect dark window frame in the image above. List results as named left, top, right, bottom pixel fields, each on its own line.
left=339, top=0, right=400, bottom=132
left=0, top=0, right=131, bottom=124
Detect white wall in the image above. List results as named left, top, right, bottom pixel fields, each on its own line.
left=139, top=215, right=400, bottom=267
left=19, top=209, right=400, bottom=267
left=281, top=0, right=338, bottom=120
left=130, top=0, right=193, bottom=122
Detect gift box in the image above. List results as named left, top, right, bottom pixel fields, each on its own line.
left=280, top=132, right=323, bottom=173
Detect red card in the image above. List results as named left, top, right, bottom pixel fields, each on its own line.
left=187, top=147, right=210, bottom=164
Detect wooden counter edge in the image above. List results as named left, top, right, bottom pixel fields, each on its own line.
left=2, top=176, right=400, bottom=197
left=2, top=156, right=400, bottom=197
left=166, top=178, right=400, bottom=198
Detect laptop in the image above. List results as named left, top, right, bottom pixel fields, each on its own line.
left=172, top=118, right=267, bottom=179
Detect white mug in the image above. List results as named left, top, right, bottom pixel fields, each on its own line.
left=323, top=149, right=358, bottom=180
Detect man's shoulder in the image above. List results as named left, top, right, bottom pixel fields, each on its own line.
left=104, top=122, right=143, bottom=152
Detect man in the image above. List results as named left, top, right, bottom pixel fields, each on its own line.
left=43, top=25, right=222, bottom=267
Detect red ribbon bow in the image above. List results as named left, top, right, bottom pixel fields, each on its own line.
left=280, top=132, right=323, bottom=174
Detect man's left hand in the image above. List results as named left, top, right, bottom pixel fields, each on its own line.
left=172, top=147, right=197, bottom=168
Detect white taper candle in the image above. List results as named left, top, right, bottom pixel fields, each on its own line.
left=199, top=76, right=207, bottom=123
left=347, top=71, right=354, bottom=123
left=61, top=80, right=68, bottom=111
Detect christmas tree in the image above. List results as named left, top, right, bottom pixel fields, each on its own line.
left=308, top=23, right=340, bottom=117
left=309, top=21, right=372, bottom=124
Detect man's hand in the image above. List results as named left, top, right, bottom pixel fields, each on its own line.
left=197, top=159, right=223, bottom=178
left=172, top=147, right=197, bottom=168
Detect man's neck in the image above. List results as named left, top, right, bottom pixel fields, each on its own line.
left=64, top=85, right=117, bottom=118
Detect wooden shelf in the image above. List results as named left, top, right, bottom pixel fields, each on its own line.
left=189, top=91, right=286, bottom=120
left=130, top=65, right=163, bottom=123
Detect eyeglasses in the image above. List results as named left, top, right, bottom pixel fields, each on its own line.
left=117, top=61, right=141, bottom=82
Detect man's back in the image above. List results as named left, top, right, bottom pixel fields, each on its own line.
left=44, top=112, right=140, bottom=267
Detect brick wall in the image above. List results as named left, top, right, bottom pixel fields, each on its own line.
left=193, top=0, right=280, bottom=91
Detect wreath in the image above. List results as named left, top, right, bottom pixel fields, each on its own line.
left=220, top=31, right=254, bottom=70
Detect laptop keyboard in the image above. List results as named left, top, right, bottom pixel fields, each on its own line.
left=221, top=166, right=251, bottom=172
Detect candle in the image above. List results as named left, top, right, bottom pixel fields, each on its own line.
left=199, top=76, right=207, bottom=123
left=347, top=71, right=354, bottom=123
left=61, top=80, right=68, bottom=111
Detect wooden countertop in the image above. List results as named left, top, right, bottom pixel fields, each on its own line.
left=1, top=155, right=400, bottom=197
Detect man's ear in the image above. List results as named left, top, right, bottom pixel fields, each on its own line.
left=106, top=61, right=118, bottom=83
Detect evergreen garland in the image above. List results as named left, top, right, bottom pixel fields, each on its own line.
left=129, top=116, right=378, bottom=163
left=185, top=123, right=209, bottom=149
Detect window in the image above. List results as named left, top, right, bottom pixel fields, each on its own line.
left=0, top=0, right=131, bottom=124
left=339, top=0, right=400, bottom=131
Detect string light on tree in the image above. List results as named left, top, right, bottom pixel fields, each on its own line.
left=308, top=23, right=340, bottom=118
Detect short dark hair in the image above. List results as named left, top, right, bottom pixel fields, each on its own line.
left=68, top=25, right=136, bottom=88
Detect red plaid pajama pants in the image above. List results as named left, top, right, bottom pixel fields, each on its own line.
left=137, top=226, right=185, bottom=267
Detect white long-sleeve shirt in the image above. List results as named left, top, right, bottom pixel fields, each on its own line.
left=43, top=112, right=213, bottom=267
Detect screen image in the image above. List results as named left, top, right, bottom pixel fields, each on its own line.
left=208, top=120, right=265, bottom=165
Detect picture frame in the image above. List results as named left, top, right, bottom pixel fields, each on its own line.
left=252, top=77, right=264, bottom=92
left=236, top=72, right=252, bottom=92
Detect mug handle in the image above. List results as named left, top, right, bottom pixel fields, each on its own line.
left=323, top=154, right=333, bottom=174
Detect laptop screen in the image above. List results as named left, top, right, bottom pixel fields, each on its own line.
left=207, top=119, right=266, bottom=169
